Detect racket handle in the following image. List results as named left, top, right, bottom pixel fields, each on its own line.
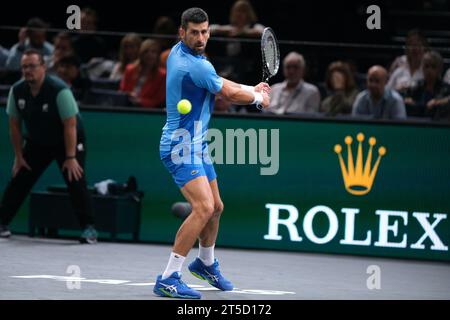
left=257, top=76, right=269, bottom=110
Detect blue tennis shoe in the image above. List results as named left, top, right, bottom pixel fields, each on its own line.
left=188, top=258, right=234, bottom=291
left=153, top=272, right=201, bottom=299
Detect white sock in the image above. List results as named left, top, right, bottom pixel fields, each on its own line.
left=198, top=244, right=215, bottom=266
left=162, top=252, right=185, bottom=280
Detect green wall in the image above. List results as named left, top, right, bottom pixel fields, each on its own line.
left=1, top=108, right=449, bottom=261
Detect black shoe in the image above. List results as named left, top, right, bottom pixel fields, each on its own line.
left=79, top=225, right=98, bottom=244
left=0, top=224, right=11, bottom=238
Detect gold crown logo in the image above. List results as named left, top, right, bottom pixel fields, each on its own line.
left=334, top=133, right=386, bottom=196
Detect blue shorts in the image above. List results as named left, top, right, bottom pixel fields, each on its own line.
left=161, top=153, right=217, bottom=188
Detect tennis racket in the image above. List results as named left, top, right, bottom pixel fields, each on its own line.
left=256, top=27, right=280, bottom=110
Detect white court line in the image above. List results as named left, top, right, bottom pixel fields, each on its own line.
left=10, top=275, right=296, bottom=295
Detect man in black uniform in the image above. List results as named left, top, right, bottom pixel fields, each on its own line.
left=0, top=49, right=97, bottom=244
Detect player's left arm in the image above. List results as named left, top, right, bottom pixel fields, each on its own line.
left=191, top=59, right=270, bottom=107
left=221, top=78, right=270, bottom=94
left=220, top=78, right=270, bottom=107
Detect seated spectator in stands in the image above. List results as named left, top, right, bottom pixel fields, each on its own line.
left=72, top=7, right=108, bottom=63
left=110, top=33, right=142, bottom=81
left=387, top=29, right=428, bottom=94
left=404, top=51, right=450, bottom=120
left=444, top=68, right=450, bottom=85
left=0, top=45, right=9, bottom=67
left=47, top=32, right=74, bottom=72
left=120, top=39, right=166, bottom=108
left=152, top=16, right=177, bottom=70
left=353, top=66, right=406, bottom=120
left=320, top=61, right=358, bottom=116
left=210, top=0, right=264, bottom=39
left=6, top=18, right=54, bottom=70
left=264, top=52, right=320, bottom=115
left=209, top=0, right=265, bottom=84
left=55, top=54, right=91, bottom=101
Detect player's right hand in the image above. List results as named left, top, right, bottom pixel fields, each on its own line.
left=12, top=156, right=31, bottom=178
left=255, top=82, right=271, bottom=94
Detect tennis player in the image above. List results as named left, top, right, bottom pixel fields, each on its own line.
left=155, top=7, right=270, bottom=299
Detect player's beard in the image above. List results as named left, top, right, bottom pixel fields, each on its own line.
left=189, top=39, right=206, bottom=55
left=182, top=35, right=206, bottom=55
left=194, top=47, right=205, bottom=55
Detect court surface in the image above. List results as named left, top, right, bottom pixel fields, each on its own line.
left=1, top=235, right=449, bottom=300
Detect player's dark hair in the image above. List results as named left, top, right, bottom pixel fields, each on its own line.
left=181, top=7, right=209, bottom=30
left=23, top=48, right=45, bottom=65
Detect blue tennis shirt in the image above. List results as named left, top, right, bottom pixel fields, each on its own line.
left=159, top=41, right=223, bottom=159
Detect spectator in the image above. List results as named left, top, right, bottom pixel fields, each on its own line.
left=72, top=7, right=108, bottom=63
left=55, top=54, right=91, bottom=101
left=120, top=39, right=166, bottom=108
left=404, top=51, right=450, bottom=120
left=0, top=45, right=9, bottom=67
left=6, top=18, right=54, bottom=70
left=444, top=68, right=450, bottom=85
left=265, top=52, right=320, bottom=115
left=320, top=61, right=358, bottom=116
left=210, top=0, right=264, bottom=39
left=110, top=33, right=142, bottom=81
left=387, top=29, right=428, bottom=94
left=352, top=65, right=406, bottom=120
left=209, top=0, right=265, bottom=84
left=152, top=16, right=177, bottom=70
left=47, top=32, right=74, bottom=72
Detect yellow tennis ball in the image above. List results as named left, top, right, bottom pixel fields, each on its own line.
left=177, top=99, right=192, bottom=114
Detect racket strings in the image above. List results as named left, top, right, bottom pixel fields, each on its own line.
left=262, top=32, right=280, bottom=77
left=261, top=28, right=280, bottom=87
